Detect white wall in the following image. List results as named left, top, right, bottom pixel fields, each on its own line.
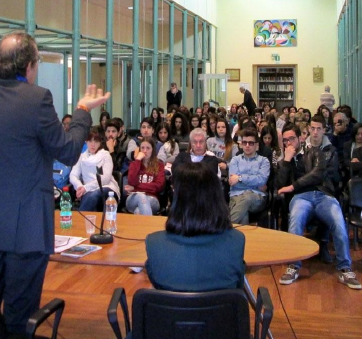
left=336, top=0, right=346, bottom=20
left=215, top=0, right=338, bottom=112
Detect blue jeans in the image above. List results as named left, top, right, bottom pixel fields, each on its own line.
left=79, top=187, right=115, bottom=212
left=126, top=193, right=159, bottom=216
left=288, top=191, right=351, bottom=271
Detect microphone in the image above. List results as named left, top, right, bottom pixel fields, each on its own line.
left=90, top=166, right=113, bottom=244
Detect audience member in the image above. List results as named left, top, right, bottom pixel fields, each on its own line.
left=172, top=128, right=219, bottom=176
left=170, top=112, right=190, bottom=145
left=62, top=114, right=72, bottom=131
left=329, top=112, right=352, bottom=166
left=96, top=111, right=110, bottom=141
left=200, top=115, right=213, bottom=138
left=145, top=162, right=245, bottom=291
left=277, top=123, right=360, bottom=289
left=70, top=132, right=120, bottom=211
left=207, top=119, right=238, bottom=173
left=317, top=105, right=333, bottom=135
left=150, top=107, right=162, bottom=130
left=189, top=113, right=200, bottom=130
left=260, top=125, right=282, bottom=171
left=125, top=137, right=165, bottom=215
left=103, top=118, right=131, bottom=174
left=156, top=122, right=180, bottom=164
left=344, top=123, right=362, bottom=178
left=127, top=117, right=161, bottom=160
left=229, top=128, right=270, bottom=225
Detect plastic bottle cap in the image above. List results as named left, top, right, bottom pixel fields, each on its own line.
left=108, top=191, right=114, bottom=197
left=63, top=186, right=69, bottom=192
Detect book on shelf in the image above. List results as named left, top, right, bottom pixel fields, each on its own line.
left=60, top=244, right=102, bottom=258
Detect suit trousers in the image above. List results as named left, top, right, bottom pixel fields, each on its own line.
left=0, top=251, right=49, bottom=335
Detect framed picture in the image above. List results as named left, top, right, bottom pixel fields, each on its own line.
left=254, top=19, right=297, bottom=47
left=313, top=67, right=324, bottom=83
left=225, top=69, right=240, bottom=82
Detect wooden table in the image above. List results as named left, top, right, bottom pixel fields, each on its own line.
left=52, top=211, right=318, bottom=339
left=52, top=211, right=319, bottom=267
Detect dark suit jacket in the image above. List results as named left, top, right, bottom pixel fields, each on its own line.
left=0, top=79, right=92, bottom=254
left=242, top=89, right=256, bottom=116
left=166, top=90, right=182, bottom=110
left=145, top=229, right=245, bottom=292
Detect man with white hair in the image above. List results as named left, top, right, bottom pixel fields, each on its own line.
left=320, top=85, right=335, bottom=112
left=239, top=85, right=256, bottom=116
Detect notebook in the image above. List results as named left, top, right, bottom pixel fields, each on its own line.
left=60, top=244, right=102, bottom=258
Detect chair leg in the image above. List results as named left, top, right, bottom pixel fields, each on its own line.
left=353, top=226, right=358, bottom=251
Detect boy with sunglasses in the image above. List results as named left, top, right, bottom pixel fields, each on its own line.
left=228, top=128, right=270, bottom=225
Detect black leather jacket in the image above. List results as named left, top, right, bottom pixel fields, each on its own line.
left=277, top=146, right=335, bottom=197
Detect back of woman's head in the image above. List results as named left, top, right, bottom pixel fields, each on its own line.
left=166, top=163, right=232, bottom=236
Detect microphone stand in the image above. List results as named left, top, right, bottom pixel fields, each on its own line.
left=90, top=166, right=113, bottom=244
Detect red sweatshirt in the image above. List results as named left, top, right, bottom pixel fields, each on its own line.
left=128, top=160, right=165, bottom=198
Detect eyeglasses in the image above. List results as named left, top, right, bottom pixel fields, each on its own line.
left=241, top=141, right=256, bottom=146
left=282, top=136, right=297, bottom=144
left=36, top=55, right=43, bottom=63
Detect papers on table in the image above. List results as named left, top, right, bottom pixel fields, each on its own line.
left=54, top=235, right=87, bottom=253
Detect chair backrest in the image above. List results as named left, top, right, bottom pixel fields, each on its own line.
left=131, top=288, right=250, bottom=339
left=348, top=178, right=362, bottom=209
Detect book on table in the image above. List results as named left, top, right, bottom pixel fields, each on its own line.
left=60, top=244, right=102, bottom=258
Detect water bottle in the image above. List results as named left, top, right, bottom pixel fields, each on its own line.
left=60, top=186, right=72, bottom=229
left=105, top=191, right=117, bottom=234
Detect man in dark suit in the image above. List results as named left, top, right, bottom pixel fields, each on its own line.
left=0, top=32, right=110, bottom=337
left=239, top=85, right=256, bottom=116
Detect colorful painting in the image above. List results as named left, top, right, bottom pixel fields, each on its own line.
left=254, top=19, right=297, bottom=47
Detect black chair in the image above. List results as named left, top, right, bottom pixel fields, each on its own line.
left=108, top=287, right=273, bottom=339
left=347, top=178, right=362, bottom=250
left=26, top=298, right=65, bottom=339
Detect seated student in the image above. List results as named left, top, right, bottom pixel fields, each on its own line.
left=95, top=111, right=110, bottom=142
left=126, top=117, right=162, bottom=160
left=207, top=119, right=238, bottom=174
left=172, top=128, right=219, bottom=176
left=228, top=128, right=270, bottom=225
left=103, top=118, right=131, bottom=175
left=70, top=132, right=120, bottom=211
left=189, top=113, right=200, bottom=131
left=277, top=123, right=360, bottom=289
left=150, top=107, right=162, bottom=130
left=170, top=112, right=190, bottom=145
left=344, top=123, right=362, bottom=178
left=351, top=147, right=362, bottom=177
left=125, top=137, right=165, bottom=215
left=156, top=122, right=180, bottom=164
left=145, top=162, right=245, bottom=292
left=62, top=114, right=72, bottom=132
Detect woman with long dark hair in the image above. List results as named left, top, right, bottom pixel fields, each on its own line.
left=145, top=162, right=245, bottom=291
left=156, top=122, right=179, bottom=164
left=207, top=119, right=238, bottom=173
left=125, top=137, right=165, bottom=215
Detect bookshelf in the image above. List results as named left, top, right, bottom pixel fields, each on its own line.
left=258, top=67, right=295, bottom=111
